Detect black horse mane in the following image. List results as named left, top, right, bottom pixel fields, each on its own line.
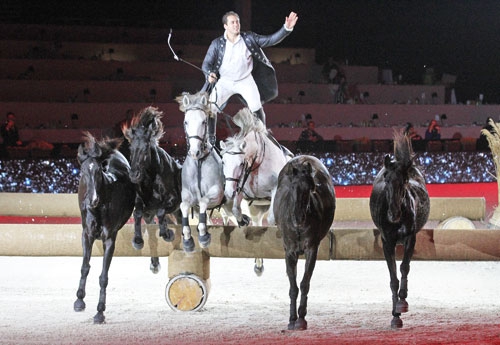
left=123, top=106, right=164, bottom=144
left=77, top=131, right=123, bottom=164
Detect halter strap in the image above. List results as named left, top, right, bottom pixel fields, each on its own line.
left=226, top=131, right=266, bottom=199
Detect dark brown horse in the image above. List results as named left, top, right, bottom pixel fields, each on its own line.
left=73, top=132, right=136, bottom=324
left=369, top=131, right=430, bottom=328
left=273, top=155, right=336, bottom=330
left=123, top=106, right=182, bottom=273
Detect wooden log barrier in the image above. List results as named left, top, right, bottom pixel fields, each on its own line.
left=0, top=193, right=494, bottom=261
left=0, top=223, right=499, bottom=261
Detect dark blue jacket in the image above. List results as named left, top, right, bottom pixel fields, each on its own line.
left=202, top=26, right=292, bottom=104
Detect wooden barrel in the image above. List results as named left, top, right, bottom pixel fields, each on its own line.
left=165, top=274, right=209, bottom=312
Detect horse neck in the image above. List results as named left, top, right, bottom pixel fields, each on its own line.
left=243, top=131, right=265, bottom=168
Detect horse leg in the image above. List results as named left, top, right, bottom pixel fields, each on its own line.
left=74, top=232, right=93, bottom=312
left=144, top=222, right=161, bottom=274
left=294, top=246, right=319, bottom=331
left=197, top=201, right=211, bottom=248
left=232, top=194, right=250, bottom=227
left=93, top=236, right=116, bottom=324
left=180, top=201, right=194, bottom=252
left=396, top=234, right=417, bottom=314
left=382, top=238, right=402, bottom=328
left=285, top=250, right=299, bottom=330
left=132, top=201, right=144, bottom=250
left=157, top=208, right=175, bottom=242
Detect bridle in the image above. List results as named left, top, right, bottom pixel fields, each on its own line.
left=183, top=105, right=210, bottom=157
left=224, top=131, right=266, bottom=198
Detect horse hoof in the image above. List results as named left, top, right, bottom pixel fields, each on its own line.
left=183, top=237, right=195, bottom=252
left=391, top=317, right=403, bottom=329
left=150, top=262, right=161, bottom=274
left=294, top=318, right=307, bottom=330
left=132, top=237, right=144, bottom=250
left=198, top=233, right=211, bottom=248
left=396, top=299, right=409, bottom=313
left=93, top=312, right=105, bottom=324
left=237, top=215, right=251, bottom=227
left=160, top=229, right=175, bottom=242
left=253, top=264, right=264, bottom=276
left=73, top=299, right=85, bottom=312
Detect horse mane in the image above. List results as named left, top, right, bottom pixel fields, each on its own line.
left=123, top=106, right=164, bottom=144
left=78, top=131, right=122, bottom=163
left=175, top=91, right=211, bottom=114
left=232, top=108, right=267, bottom=137
left=393, top=129, right=414, bottom=168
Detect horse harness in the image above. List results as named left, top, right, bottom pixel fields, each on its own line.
left=183, top=105, right=211, bottom=155
left=225, top=131, right=267, bottom=201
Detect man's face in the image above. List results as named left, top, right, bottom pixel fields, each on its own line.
left=224, top=15, right=240, bottom=35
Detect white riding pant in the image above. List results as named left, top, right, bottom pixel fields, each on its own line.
left=209, top=75, right=262, bottom=113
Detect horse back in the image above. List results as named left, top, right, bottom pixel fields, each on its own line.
left=274, top=156, right=336, bottom=252
left=370, top=166, right=430, bottom=234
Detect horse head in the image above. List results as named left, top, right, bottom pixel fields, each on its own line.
left=123, top=106, right=164, bottom=183
left=220, top=138, right=247, bottom=200
left=78, top=132, right=122, bottom=209
left=176, top=92, right=211, bottom=159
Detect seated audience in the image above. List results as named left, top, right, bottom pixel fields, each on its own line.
left=404, top=122, right=423, bottom=141
left=425, top=119, right=441, bottom=140
left=298, top=120, right=324, bottom=152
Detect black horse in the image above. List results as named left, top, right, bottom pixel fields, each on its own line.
left=273, top=155, right=336, bottom=330
left=73, top=132, right=136, bottom=324
left=369, top=131, right=430, bottom=328
left=123, top=106, right=182, bottom=273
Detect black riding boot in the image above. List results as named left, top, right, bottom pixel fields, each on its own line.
left=253, top=108, right=266, bottom=126
left=208, top=114, right=217, bottom=146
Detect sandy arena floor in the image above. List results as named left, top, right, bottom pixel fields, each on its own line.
left=0, top=255, right=499, bottom=345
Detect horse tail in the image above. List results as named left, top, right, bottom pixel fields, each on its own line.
left=393, top=129, right=413, bottom=167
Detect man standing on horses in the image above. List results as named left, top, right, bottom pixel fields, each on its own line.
left=202, top=10, right=298, bottom=144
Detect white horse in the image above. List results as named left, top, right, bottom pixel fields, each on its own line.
left=220, top=108, right=293, bottom=273
left=176, top=91, right=226, bottom=252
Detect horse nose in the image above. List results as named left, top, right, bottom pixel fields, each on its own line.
left=224, top=187, right=236, bottom=200
left=189, top=150, right=201, bottom=159
left=130, top=170, right=141, bottom=183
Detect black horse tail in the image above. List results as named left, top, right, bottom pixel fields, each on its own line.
left=393, top=129, right=414, bottom=168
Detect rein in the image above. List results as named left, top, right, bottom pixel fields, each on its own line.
left=183, top=106, right=209, bottom=155
left=228, top=131, right=266, bottom=199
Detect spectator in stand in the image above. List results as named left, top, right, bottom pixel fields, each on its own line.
left=404, top=122, right=423, bottom=141
left=477, top=117, right=495, bottom=151
left=1, top=112, right=23, bottom=158
left=425, top=119, right=441, bottom=140
left=1, top=112, right=22, bottom=147
left=298, top=120, right=323, bottom=143
left=297, top=120, right=324, bottom=152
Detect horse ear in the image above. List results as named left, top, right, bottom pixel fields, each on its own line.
left=77, top=144, right=87, bottom=163
left=182, top=95, right=190, bottom=108
left=220, top=140, right=226, bottom=150
left=304, top=162, right=313, bottom=175
left=384, top=154, right=392, bottom=168
left=200, top=95, right=207, bottom=106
